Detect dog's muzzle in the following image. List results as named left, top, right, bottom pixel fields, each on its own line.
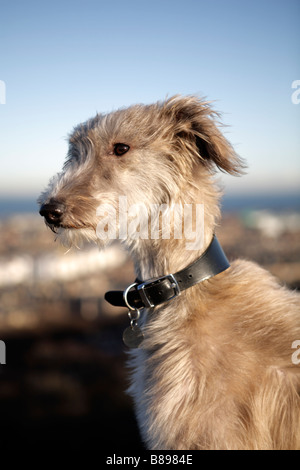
left=39, top=200, right=65, bottom=228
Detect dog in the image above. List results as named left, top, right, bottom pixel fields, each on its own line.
left=39, top=95, right=300, bottom=450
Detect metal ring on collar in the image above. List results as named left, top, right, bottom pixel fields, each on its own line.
left=123, top=282, right=138, bottom=311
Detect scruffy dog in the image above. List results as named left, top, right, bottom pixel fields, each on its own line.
left=39, top=96, right=300, bottom=450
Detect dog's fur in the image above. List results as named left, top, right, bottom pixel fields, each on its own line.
left=39, top=96, right=300, bottom=450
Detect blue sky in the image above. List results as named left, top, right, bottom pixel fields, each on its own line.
left=0, top=0, right=299, bottom=197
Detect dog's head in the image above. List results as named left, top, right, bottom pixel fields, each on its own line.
left=39, top=95, right=244, bottom=247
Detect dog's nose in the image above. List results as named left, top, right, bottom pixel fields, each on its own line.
left=39, top=201, right=65, bottom=226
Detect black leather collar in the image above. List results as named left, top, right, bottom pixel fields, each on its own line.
left=105, top=235, right=230, bottom=310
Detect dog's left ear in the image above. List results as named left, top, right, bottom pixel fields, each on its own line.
left=164, top=95, right=245, bottom=175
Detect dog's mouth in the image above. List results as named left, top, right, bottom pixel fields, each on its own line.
left=46, top=222, right=60, bottom=234
left=44, top=220, right=93, bottom=234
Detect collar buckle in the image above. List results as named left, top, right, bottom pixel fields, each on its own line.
left=137, top=273, right=180, bottom=308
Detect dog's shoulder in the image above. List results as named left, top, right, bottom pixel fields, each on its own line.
left=228, top=258, right=299, bottom=298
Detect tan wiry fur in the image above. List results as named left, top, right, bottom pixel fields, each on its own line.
left=39, top=95, right=300, bottom=450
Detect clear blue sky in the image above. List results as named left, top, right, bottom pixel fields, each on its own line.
left=0, top=0, right=299, bottom=196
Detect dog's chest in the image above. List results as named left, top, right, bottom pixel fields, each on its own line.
left=126, top=316, right=205, bottom=449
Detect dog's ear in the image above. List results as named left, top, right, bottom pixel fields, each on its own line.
left=163, top=95, right=245, bottom=175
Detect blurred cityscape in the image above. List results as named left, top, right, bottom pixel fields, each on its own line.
left=0, top=202, right=300, bottom=449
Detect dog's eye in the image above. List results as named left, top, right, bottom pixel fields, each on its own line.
left=114, top=143, right=130, bottom=156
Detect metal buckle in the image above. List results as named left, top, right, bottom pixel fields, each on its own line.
left=137, top=274, right=180, bottom=308
left=123, top=282, right=138, bottom=311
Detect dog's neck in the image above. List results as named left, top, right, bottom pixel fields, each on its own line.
left=127, top=178, right=221, bottom=281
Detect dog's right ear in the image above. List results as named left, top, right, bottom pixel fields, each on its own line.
left=163, top=95, right=246, bottom=176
